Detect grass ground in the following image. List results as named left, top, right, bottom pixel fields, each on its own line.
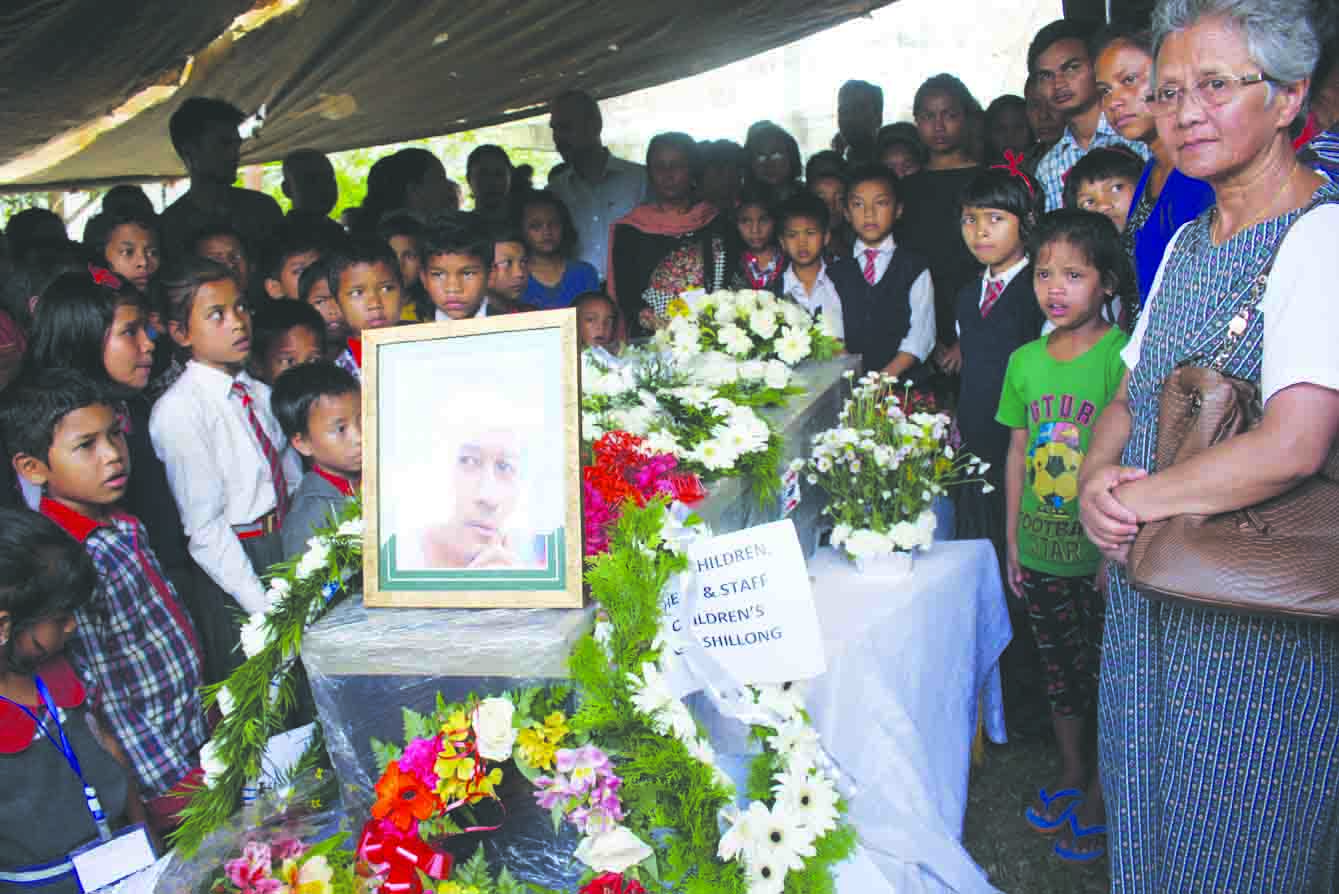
left=962, top=740, right=1110, bottom=894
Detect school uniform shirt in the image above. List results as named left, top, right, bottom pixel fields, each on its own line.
left=281, top=467, right=356, bottom=560
left=1034, top=113, right=1150, bottom=211
left=0, top=657, right=129, bottom=894
left=781, top=262, right=845, bottom=340
left=858, top=236, right=934, bottom=361
left=40, top=499, right=208, bottom=800
left=434, top=296, right=491, bottom=321
left=149, top=361, right=301, bottom=615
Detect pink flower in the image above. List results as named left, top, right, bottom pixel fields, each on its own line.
left=555, top=744, right=612, bottom=776
left=399, top=734, right=444, bottom=790
left=226, top=841, right=277, bottom=893
left=270, top=837, right=306, bottom=863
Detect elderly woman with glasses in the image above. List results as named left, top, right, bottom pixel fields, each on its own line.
left=1078, top=0, right=1339, bottom=887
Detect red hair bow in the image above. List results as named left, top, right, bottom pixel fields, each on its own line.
left=88, top=265, right=123, bottom=289
left=990, top=150, right=1035, bottom=197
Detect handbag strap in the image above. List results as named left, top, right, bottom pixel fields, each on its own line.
left=1207, top=192, right=1336, bottom=372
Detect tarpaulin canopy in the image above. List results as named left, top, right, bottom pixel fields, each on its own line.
left=1, top=0, right=893, bottom=191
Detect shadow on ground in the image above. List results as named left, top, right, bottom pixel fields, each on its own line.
left=963, top=740, right=1110, bottom=894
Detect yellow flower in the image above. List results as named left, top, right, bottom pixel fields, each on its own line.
left=667, top=298, right=690, bottom=318
left=440, top=710, right=470, bottom=743
left=438, top=883, right=482, bottom=894
left=516, top=712, right=570, bottom=770
left=469, top=767, right=503, bottom=803
left=276, top=855, right=333, bottom=894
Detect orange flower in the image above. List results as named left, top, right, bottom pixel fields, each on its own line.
left=372, top=760, right=442, bottom=832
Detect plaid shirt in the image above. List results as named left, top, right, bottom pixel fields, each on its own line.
left=41, top=498, right=208, bottom=800
left=1034, top=113, right=1150, bottom=211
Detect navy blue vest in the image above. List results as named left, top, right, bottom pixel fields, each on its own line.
left=954, top=267, right=1045, bottom=474
left=828, top=246, right=930, bottom=376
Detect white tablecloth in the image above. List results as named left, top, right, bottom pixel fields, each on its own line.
left=807, top=539, right=1011, bottom=894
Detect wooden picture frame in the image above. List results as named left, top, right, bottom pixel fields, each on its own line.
left=362, top=309, right=583, bottom=608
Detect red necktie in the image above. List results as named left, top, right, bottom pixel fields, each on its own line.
left=230, top=380, right=290, bottom=524
left=980, top=278, right=1005, bottom=318
left=862, top=248, right=879, bottom=286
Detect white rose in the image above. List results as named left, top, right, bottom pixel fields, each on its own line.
left=200, top=740, right=227, bottom=787
left=239, top=613, right=270, bottom=659
left=471, top=697, right=517, bottom=761
left=574, top=826, right=654, bottom=874
left=749, top=307, right=779, bottom=340
left=216, top=685, right=237, bottom=717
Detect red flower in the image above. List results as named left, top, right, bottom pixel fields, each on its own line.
left=580, top=873, right=646, bottom=894
left=371, top=760, right=442, bottom=832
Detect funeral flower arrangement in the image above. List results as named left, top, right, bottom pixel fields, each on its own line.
left=653, top=289, right=841, bottom=369
left=206, top=832, right=360, bottom=894
left=799, top=371, right=991, bottom=562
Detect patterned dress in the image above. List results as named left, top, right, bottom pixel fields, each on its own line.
left=1101, top=183, right=1339, bottom=892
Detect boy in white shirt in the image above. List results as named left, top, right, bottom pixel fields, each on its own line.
left=777, top=192, right=844, bottom=341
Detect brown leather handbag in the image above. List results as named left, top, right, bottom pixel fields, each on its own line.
left=1126, top=205, right=1339, bottom=620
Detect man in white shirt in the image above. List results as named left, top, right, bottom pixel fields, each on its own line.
left=547, top=90, right=647, bottom=282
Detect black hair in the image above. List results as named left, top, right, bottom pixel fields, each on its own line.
left=377, top=212, right=425, bottom=246
left=744, top=121, right=803, bottom=185
left=1029, top=209, right=1135, bottom=309
left=0, top=368, right=117, bottom=464
left=1062, top=147, right=1146, bottom=209
left=324, top=237, right=403, bottom=298
left=700, top=139, right=747, bottom=173
left=875, top=122, right=928, bottom=165
left=270, top=361, right=359, bottom=441
left=913, top=74, right=984, bottom=127
left=159, top=255, right=240, bottom=333
left=26, top=270, right=145, bottom=383
left=804, top=150, right=847, bottom=183
left=491, top=225, right=528, bottom=249
left=169, top=97, right=244, bottom=159
left=958, top=167, right=1044, bottom=245
left=298, top=257, right=333, bottom=304
left=775, top=190, right=831, bottom=234
left=419, top=222, right=494, bottom=270
left=359, top=148, right=444, bottom=234
left=1089, top=24, right=1153, bottom=61
left=1028, top=19, right=1100, bottom=74
left=0, top=251, right=86, bottom=331
left=573, top=290, right=617, bottom=313
left=101, top=185, right=155, bottom=220
left=645, top=132, right=701, bottom=178
left=845, top=163, right=900, bottom=202
left=190, top=222, right=248, bottom=261
left=5, top=208, right=68, bottom=262
left=985, top=94, right=1030, bottom=131
left=734, top=182, right=778, bottom=219
left=250, top=300, right=326, bottom=371
left=263, top=224, right=327, bottom=282
left=82, top=211, right=159, bottom=264
left=839, top=80, right=885, bottom=119
left=466, top=144, right=512, bottom=176
left=0, top=508, right=96, bottom=673
left=516, top=189, right=578, bottom=258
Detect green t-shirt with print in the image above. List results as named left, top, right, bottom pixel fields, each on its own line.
left=996, top=326, right=1129, bottom=577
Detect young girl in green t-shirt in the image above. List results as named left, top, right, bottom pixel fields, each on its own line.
left=996, top=210, right=1131, bottom=864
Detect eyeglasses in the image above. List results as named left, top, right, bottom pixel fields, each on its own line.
left=1146, top=73, right=1273, bottom=116
left=754, top=151, right=786, bottom=164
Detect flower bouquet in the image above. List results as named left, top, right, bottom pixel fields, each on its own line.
left=799, top=371, right=991, bottom=574
left=583, top=431, right=705, bottom=556
left=205, top=831, right=361, bottom=894
left=654, top=289, right=841, bottom=369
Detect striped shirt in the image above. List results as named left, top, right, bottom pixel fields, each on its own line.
left=41, top=498, right=208, bottom=800
left=1034, top=113, right=1150, bottom=211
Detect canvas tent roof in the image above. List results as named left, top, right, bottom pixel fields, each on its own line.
left=1, top=0, right=893, bottom=191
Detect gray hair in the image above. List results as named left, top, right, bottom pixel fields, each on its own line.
left=1152, top=0, right=1320, bottom=84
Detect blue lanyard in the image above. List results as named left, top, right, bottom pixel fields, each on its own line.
left=0, top=676, right=113, bottom=842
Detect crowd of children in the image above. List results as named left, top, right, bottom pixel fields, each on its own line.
left=0, top=10, right=1336, bottom=885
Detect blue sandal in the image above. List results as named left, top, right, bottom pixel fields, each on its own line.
left=1024, top=787, right=1083, bottom=834
left=1052, top=813, right=1107, bottom=864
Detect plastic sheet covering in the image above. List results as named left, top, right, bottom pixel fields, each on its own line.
left=302, top=594, right=595, bottom=889
left=695, top=355, right=861, bottom=556
left=153, top=772, right=354, bottom=893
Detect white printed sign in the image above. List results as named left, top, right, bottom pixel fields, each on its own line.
left=661, top=518, right=826, bottom=695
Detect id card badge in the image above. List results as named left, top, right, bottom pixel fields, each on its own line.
left=71, top=824, right=156, bottom=892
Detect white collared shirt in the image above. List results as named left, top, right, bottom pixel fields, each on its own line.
left=149, top=361, right=302, bottom=613
left=548, top=153, right=648, bottom=281
left=852, top=236, right=936, bottom=361
left=782, top=261, right=845, bottom=340
left=957, top=255, right=1030, bottom=337
left=435, top=296, right=490, bottom=321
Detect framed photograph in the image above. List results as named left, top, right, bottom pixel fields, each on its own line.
left=362, top=310, right=583, bottom=608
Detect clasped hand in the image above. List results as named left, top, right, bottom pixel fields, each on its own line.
left=1078, top=464, right=1148, bottom=564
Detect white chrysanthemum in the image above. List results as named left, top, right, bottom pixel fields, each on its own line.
left=691, top=438, right=740, bottom=471
left=749, top=306, right=779, bottom=340
left=295, top=537, right=330, bottom=580
left=746, top=855, right=787, bottom=894
left=718, top=802, right=771, bottom=861
left=335, top=517, right=364, bottom=539
left=763, top=359, right=791, bottom=390
left=200, top=740, right=227, bottom=787
left=754, top=683, right=808, bottom=722
left=768, top=718, right=823, bottom=768
left=216, top=684, right=237, bottom=717
left=775, top=327, right=812, bottom=365
left=720, top=324, right=753, bottom=357
left=843, top=528, right=892, bottom=559
left=612, top=405, right=655, bottom=434
left=628, top=661, right=695, bottom=741
left=239, top=612, right=270, bottom=658
left=643, top=430, right=683, bottom=458
left=774, top=769, right=840, bottom=838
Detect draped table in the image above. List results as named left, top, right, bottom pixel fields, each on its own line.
left=810, top=538, right=1012, bottom=894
